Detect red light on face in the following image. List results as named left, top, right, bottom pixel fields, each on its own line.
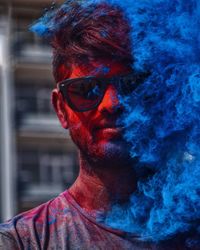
left=54, top=59, right=131, bottom=162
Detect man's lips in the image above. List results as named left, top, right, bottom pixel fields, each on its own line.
left=93, top=122, right=124, bottom=138
left=94, top=120, right=123, bottom=129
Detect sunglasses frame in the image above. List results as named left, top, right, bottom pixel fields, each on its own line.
left=57, top=72, right=148, bottom=112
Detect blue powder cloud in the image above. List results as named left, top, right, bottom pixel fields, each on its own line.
left=31, top=0, right=200, bottom=247
left=98, top=0, right=200, bottom=246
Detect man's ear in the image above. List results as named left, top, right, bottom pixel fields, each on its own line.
left=52, top=89, right=69, bottom=129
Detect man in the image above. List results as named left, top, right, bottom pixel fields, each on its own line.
left=0, top=1, right=198, bottom=249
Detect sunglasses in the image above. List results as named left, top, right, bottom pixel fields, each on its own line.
left=57, top=72, right=149, bottom=112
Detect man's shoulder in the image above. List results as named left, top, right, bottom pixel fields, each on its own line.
left=0, top=191, right=73, bottom=249
left=0, top=231, right=18, bottom=250
left=1, top=191, right=69, bottom=227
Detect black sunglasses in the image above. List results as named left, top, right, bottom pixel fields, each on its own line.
left=57, top=72, right=149, bottom=112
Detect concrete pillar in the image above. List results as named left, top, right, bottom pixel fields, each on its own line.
left=0, top=4, right=16, bottom=222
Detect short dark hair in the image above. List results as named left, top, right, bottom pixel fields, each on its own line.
left=50, top=2, right=132, bottom=82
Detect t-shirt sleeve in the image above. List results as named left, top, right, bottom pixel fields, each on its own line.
left=0, top=232, right=19, bottom=250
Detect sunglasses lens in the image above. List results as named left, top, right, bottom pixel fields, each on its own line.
left=121, top=73, right=149, bottom=95
left=67, top=78, right=105, bottom=111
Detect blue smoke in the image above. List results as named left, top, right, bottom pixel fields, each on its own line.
left=31, top=0, right=200, bottom=246
left=99, top=0, right=200, bottom=246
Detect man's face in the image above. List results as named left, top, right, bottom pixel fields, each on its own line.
left=53, top=59, right=133, bottom=169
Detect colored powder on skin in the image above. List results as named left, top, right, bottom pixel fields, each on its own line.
left=31, top=0, right=200, bottom=247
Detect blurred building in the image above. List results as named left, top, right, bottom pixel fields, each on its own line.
left=0, top=0, right=78, bottom=222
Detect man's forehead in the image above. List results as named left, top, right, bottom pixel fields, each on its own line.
left=69, top=59, right=132, bottom=79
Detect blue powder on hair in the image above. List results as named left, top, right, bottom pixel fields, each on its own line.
left=31, top=22, right=49, bottom=36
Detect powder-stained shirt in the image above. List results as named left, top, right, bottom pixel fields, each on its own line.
left=0, top=191, right=192, bottom=250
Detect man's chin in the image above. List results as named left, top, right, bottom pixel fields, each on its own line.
left=102, top=140, right=130, bottom=156
left=87, top=139, right=132, bottom=167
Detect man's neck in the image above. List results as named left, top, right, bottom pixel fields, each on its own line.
left=68, top=155, right=137, bottom=213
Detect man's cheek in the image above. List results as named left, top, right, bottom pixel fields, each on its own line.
left=69, top=126, right=91, bottom=147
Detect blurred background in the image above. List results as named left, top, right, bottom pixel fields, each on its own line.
left=0, top=0, right=78, bottom=223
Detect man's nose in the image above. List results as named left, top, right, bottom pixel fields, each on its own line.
left=97, top=84, right=123, bottom=114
